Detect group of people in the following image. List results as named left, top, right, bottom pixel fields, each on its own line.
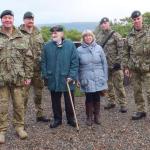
left=0, top=9, right=150, bottom=144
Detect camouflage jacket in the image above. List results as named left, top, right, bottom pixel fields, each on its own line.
left=95, top=29, right=124, bottom=70
left=19, top=25, right=44, bottom=70
left=0, top=26, right=33, bottom=85
left=124, top=25, right=150, bottom=73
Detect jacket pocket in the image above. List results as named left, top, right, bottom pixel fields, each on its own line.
left=81, top=79, right=88, bottom=87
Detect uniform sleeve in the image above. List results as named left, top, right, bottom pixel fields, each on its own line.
left=68, top=43, right=79, bottom=80
left=36, top=33, right=44, bottom=63
left=100, top=47, right=108, bottom=81
left=114, top=32, right=124, bottom=65
left=122, top=37, right=130, bottom=67
left=24, top=47, right=34, bottom=79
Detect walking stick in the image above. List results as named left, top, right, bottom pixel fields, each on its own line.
left=66, top=81, right=79, bottom=131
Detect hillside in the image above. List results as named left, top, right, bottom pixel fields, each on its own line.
left=38, top=22, right=98, bottom=32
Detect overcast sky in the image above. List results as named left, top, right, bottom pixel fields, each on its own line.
left=0, top=0, right=149, bottom=25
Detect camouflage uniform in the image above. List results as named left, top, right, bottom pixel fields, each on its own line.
left=0, top=26, right=33, bottom=132
left=19, top=25, right=44, bottom=118
left=124, top=25, right=150, bottom=112
left=95, top=29, right=127, bottom=108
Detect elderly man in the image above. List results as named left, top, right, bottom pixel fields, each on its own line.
left=41, top=25, right=79, bottom=128
left=0, top=10, right=33, bottom=144
left=124, top=10, right=150, bottom=120
left=95, top=17, right=127, bottom=113
left=19, top=11, right=49, bottom=122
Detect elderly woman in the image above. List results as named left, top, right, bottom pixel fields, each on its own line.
left=77, top=30, right=108, bottom=126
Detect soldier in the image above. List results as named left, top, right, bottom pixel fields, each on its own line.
left=19, top=12, right=50, bottom=122
left=124, top=10, right=150, bottom=120
left=94, top=17, right=127, bottom=113
left=0, top=10, right=33, bottom=144
left=41, top=25, right=79, bottom=128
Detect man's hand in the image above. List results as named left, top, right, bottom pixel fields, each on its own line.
left=24, top=79, right=31, bottom=86
left=113, top=63, right=121, bottom=71
left=76, top=81, right=80, bottom=88
left=66, top=78, right=75, bottom=84
left=44, top=78, right=48, bottom=86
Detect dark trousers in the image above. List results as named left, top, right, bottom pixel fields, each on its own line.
left=50, top=91, right=75, bottom=121
left=85, top=91, right=100, bottom=103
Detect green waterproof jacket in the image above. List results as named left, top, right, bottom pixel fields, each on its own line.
left=41, top=39, right=79, bottom=91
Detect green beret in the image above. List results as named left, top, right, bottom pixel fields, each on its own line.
left=50, top=25, right=64, bottom=32
left=23, top=11, right=34, bottom=19
left=131, top=10, right=141, bottom=19
left=100, top=17, right=109, bottom=25
left=0, top=10, right=14, bottom=19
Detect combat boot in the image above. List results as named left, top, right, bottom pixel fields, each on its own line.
left=104, top=103, right=116, bottom=109
left=132, top=112, right=146, bottom=120
left=119, top=106, right=127, bottom=113
left=85, top=102, right=93, bottom=126
left=93, top=101, right=101, bottom=125
left=0, top=132, right=5, bottom=144
left=15, top=127, right=28, bottom=139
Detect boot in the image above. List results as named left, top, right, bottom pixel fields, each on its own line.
left=36, top=116, right=50, bottom=122
left=15, top=127, right=28, bottom=139
left=132, top=112, right=146, bottom=120
left=119, top=106, right=127, bottom=113
left=50, top=120, right=62, bottom=128
left=85, top=102, right=93, bottom=126
left=93, top=101, right=101, bottom=125
left=104, top=103, right=116, bottom=109
left=0, top=132, right=5, bottom=144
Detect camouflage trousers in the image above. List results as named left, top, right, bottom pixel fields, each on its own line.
left=131, top=71, right=150, bottom=112
left=24, top=71, right=44, bottom=117
left=107, top=70, right=127, bottom=107
left=0, top=85, right=25, bottom=132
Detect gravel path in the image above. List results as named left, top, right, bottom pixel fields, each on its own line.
left=0, top=86, right=150, bottom=150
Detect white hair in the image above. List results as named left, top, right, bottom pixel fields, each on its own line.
left=81, top=29, right=95, bottom=41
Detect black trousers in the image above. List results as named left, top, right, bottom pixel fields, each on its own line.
left=85, top=91, right=100, bottom=103
left=50, top=91, right=75, bottom=121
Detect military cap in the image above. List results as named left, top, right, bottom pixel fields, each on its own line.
left=0, top=10, right=14, bottom=19
left=23, top=11, right=34, bottom=19
left=131, top=10, right=141, bottom=19
left=50, top=25, right=64, bottom=32
left=100, top=17, right=109, bottom=24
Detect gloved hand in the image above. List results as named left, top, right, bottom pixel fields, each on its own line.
left=113, top=63, right=121, bottom=71
left=44, top=78, right=48, bottom=86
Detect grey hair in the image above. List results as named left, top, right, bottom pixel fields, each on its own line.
left=81, top=29, right=95, bottom=41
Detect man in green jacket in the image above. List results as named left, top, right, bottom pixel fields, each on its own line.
left=41, top=25, right=79, bottom=128
left=19, top=12, right=49, bottom=122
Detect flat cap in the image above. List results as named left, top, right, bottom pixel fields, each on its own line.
left=0, top=10, right=14, bottom=18
left=100, top=17, right=109, bottom=24
left=131, top=10, right=141, bottom=19
left=50, top=25, right=64, bottom=32
left=23, top=11, right=34, bottom=19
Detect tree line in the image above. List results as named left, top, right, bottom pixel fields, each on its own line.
left=41, top=12, right=150, bottom=42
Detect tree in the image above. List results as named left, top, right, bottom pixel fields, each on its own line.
left=143, top=12, right=150, bottom=25
left=40, top=26, right=51, bottom=42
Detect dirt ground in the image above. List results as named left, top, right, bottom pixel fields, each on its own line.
left=0, top=86, right=150, bottom=150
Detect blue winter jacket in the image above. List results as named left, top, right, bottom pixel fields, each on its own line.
left=41, top=39, right=79, bottom=91
left=77, top=41, right=108, bottom=92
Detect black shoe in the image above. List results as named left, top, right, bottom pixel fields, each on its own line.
left=50, top=120, right=62, bottom=128
left=36, top=116, right=50, bottom=122
left=119, top=106, right=127, bottom=113
left=104, top=103, right=116, bottom=109
left=67, top=119, right=76, bottom=127
left=132, top=112, right=146, bottom=120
